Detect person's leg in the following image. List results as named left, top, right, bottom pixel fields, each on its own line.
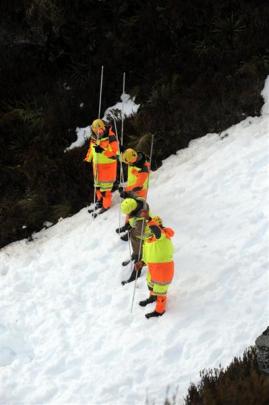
left=139, top=270, right=157, bottom=306
left=102, top=190, right=112, bottom=209
left=96, top=188, right=102, bottom=203
left=130, top=220, right=145, bottom=261
left=145, top=282, right=169, bottom=318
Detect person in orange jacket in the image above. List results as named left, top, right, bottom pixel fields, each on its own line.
left=117, top=148, right=150, bottom=240
left=120, top=148, right=150, bottom=200
left=135, top=213, right=175, bottom=318
left=84, top=119, right=119, bottom=214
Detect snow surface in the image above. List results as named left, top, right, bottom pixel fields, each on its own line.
left=1, top=83, right=269, bottom=405
left=66, top=94, right=139, bottom=151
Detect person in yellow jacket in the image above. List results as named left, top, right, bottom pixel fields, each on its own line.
left=135, top=214, right=175, bottom=318
left=84, top=119, right=119, bottom=214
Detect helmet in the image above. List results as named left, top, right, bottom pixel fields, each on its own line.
left=121, top=198, right=138, bottom=215
left=91, top=119, right=105, bottom=136
left=151, top=216, right=163, bottom=227
left=122, top=148, right=138, bottom=164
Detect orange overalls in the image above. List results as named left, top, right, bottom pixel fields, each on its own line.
left=124, top=153, right=150, bottom=199
left=84, top=127, right=119, bottom=209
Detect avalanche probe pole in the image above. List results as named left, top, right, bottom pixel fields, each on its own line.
left=93, top=65, right=104, bottom=216
left=113, top=117, right=124, bottom=230
left=98, top=65, right=104, bottom=119
left=130, top=134, right=155, bottom=313
left=121, top=72, right=126, bottom=146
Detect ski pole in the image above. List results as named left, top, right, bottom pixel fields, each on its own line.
left=98, top=65, right=104, bottom=119
left=93, top=65, right=104, bottom=216
left=113, top=117, right=124, bottom=230
left=130, top=217, right=145, bottom=313
left=121, top=72, right=126, bottom=146
left=130, top=134, right=155, bottom=313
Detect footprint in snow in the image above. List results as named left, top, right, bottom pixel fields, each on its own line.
left=163, top=344, right=183, bottom=362
left=0, top=324, right=33, bottom=367
left=0, top=347, right=16, bottom=367
left=1, top=265, right=9, bottom=276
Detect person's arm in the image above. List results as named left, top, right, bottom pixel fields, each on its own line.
left=84, top=141, right=94, bottom=162
left=125, top=163, right=149, bottom=192
left=103, top=128, right=119, bottom=158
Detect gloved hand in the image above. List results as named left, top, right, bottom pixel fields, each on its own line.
left=149, top=225, right=161, bottom=239
left=94, top=145, right=103, bottom=153
left=120, top=191, right=130, bottom=199
left=118, top=186, right=123, bottom=193
left=135, top=261, right=144, bottom=271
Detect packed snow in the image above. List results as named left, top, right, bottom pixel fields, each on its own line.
left=1, top=79, right=269, bottom=404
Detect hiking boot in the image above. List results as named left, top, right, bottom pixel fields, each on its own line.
left=120, top=232, right=129, bottom=242
left=88, top=201, right=102, bottom=213
left=122, top=259, right=131, bottom=266
left=92, top=207, right=109, bottom=218
left=139, top=296, right=157, bottom=307
left=121, top=269, right=141, bottom=285
left=115, top=224, right=129, bottom=234
left=145, top=311, right=165, bottom=319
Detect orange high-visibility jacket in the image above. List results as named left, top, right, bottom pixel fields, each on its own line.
left=142, top=220, right=175, bottom=286
left=125, top=152, right=150, bottom=199
left=84, top=126, right=119, bottom=183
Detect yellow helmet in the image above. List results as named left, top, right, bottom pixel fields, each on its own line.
left=120, top=198, right=138, bottom=215
left=91, top=119, right=105, bottom=135
left=122, top=148, right=138, bottom=164
left=151, top=216, right=163, bottom=227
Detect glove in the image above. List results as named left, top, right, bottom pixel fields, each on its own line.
left=118, top=186, right=123, bottom=193
left=149, top=225, right=161, bottom=239
left=120, top=191, right=130, bottom=199
left=94, top=145, right=103, bottom=153
left=135, top=261, right=144, bottom=271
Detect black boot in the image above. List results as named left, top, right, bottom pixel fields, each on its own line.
left=88, top=201, right=102, bottom=213
left=96, top=201, right=103, bottom=209
left=145, top=311, right=165, bottom=319
left=122, top=259, right=131, bottom=266
left=92, top=207, right=109, bottom=218
left=121, top=269, right=141, bottom=285
left=139, top=296, right=157, bottom=307
left=115, top=224, right=129, bottom=234
left=120, top=232, right=129, bottom=242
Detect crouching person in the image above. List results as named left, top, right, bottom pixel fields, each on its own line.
left=135, top=215, right=175, bottom=318
left=119, top=197, right=149, bottom=285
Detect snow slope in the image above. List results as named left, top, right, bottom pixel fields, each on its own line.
left=1, top=83, right=269, bottom=404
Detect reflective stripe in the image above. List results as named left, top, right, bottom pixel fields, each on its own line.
left=151, top=279, right=170, bottom=286
left=153, top=283, right=169, bottom=295
left=96, top=182, right=114, bottom=191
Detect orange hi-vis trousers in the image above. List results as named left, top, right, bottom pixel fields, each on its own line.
left=146, top=261, right=174, bottom=313
left=96, top=189, right=112, bottom=209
